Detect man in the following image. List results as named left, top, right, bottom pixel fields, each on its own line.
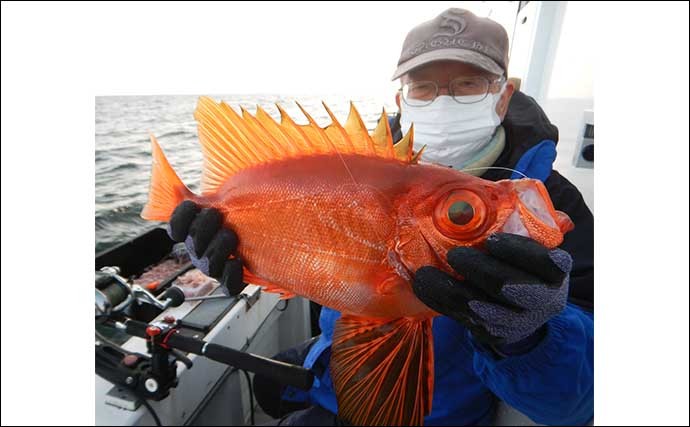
left=167, top=8, right=593, bottom=425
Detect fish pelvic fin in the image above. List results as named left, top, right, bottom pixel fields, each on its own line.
left=140, top=134, right=194, bottom=221
left=193, top=97, right=418, bottom=194
left=331, top=315, right=434, bottom=426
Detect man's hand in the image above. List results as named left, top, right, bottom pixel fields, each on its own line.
left=168, top=201, right=245, bottom=295
left=413, top=233, right=572, bottom=348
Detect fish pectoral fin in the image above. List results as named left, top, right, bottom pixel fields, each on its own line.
left=331, top=315, right=434, bottom=426
left=243, top=269, right=296, bottom=299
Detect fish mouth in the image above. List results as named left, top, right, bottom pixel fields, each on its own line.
left=499, top=207, right=531, bottom=237
left=500, top=180, right=573, bottom=246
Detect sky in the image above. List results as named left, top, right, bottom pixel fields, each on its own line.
left=28, top=1, right=518, bottom=98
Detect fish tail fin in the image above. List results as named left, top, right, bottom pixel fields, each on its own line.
left=331, top=315, right=434, bottom=426
left=141, top=134, right=194, bottom=221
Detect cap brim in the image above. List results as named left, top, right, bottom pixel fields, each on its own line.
left=391, top=48, right=504, bottom=80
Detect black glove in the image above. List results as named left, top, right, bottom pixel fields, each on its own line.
left=168, top=201, right=245, bottom=296
left=413, top=233, right=572, bottom=348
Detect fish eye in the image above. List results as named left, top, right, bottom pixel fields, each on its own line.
left=448, top=201, right=474, bottom=225
left=433, top=189, right=490, bottom=241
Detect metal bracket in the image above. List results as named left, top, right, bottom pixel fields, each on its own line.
left=105, top=386, right=141, bottom=411
left=239, top=286, right=261, bottom=311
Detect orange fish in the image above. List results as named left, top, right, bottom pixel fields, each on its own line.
left=141, top=96, right=574, bottom=426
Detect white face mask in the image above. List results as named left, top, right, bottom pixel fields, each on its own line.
left=400, top=85, right=505, bottom=168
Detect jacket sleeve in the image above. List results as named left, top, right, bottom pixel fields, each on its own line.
left=545, top=170, right=594, bottom=311
left=470, top=303, right=594, bottom=425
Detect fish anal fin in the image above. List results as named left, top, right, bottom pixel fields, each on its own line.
left=332, top=315, right=434, bottom=426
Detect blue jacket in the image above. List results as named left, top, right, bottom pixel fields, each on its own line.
left=295, top=303, right=593, bottom=426
left=284, top=92, right=594, bottom=425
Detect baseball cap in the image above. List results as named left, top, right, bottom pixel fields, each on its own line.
left=392, top=8, right=509, bottom=80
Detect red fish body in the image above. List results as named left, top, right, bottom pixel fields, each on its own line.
left=142, top=97, right=573, bottom=425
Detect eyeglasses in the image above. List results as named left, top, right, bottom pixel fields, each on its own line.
left=400, top=76, right=505, bottom=107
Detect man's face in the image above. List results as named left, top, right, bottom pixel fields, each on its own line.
left=396, top=60, right=515, bottom=120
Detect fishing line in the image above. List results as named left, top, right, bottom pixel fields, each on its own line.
left=334, top=155, right=358, bottom=187
left=329, top=139, right=358, bottom=187
left=460, top=166, right=528, bottom=178
left=301, top=102, right=393, bottom=250
left=307, top=101, right=359, bottom=187
left=139, top=396, right=163, bottom=426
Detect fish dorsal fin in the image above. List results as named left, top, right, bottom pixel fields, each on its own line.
left=372, top=107, right=396, bottom=159
left=331, top=315, right=434, bottom=426
left=193, top=96, right=416, bottom=194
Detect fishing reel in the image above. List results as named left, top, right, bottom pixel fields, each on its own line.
left=95, top=266, right=314, bottom=404
left=95, top=266, right=186, bottom=323
left=96, top=321, right=191, bottom=401
left=95, top=266, right=191, bottom=401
